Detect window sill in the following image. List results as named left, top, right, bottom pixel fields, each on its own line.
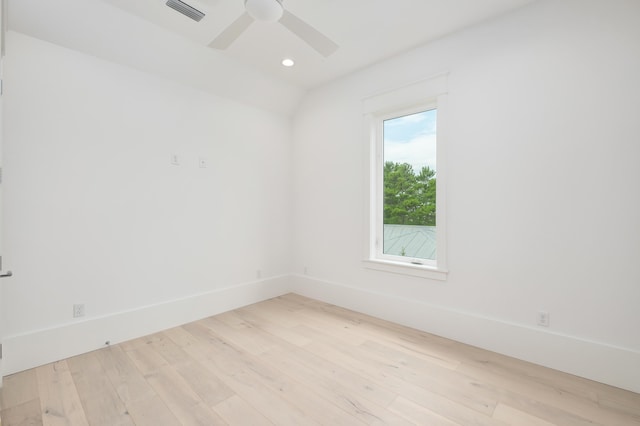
left=363, top=259, right=448, bottom=281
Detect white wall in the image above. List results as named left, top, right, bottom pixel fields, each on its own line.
left=1, top=32, right=293, bottom=372
left=291, top=0, right=640, bottom=392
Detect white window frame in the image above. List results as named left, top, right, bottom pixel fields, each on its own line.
left=362, top=75, right=448, bottom=281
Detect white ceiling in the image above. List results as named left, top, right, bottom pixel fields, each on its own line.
left=103, top=0, right=536, bottom=88
left=7, top=0, right=536, bottom=113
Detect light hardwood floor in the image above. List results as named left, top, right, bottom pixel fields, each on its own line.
left=1, top=293, right=639, bottom=425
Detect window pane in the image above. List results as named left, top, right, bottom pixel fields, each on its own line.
left=382, top=109, right=437, bottom=260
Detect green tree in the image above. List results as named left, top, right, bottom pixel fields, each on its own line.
left=383, top=162, right=436, bottom=226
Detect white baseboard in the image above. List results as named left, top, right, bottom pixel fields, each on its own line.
left=291, top=274, right=640, bottom=394
left=2, top=275, right=292, bottom=376
left=5, top=273, right=639, bottom=394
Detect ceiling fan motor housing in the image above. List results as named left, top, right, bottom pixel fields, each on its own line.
left=245, top=0, right=283, bottom=22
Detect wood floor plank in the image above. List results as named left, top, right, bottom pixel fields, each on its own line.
left=233, top=306, right=314, bottom=346
left=66, top=352, right=134, bottom=426
left=492, top=403, right=556, bottom=426
left=240, top=300, right=304, bottom=328
left=297, top=297, right=458, bottom=351
left=122, top=339, right=169, bottom=375
left=231, top=307, right=401, bottom=411
left=263, top=340, right=398, bottom=408
left=296, top=323, right=481, bottom=412
left=169, top=325, right=322, bottom=425
left=270, top=294, right=320, bottom=311
left=300, top=331, right=508, bottom=426
left=1, top=398, right=44, bottom=426
left=212, top=395, right=274, bottom=425
left=210, top=366, right=321, bottom=425
left=143, top=365, right=227, bottom=425
left=93, top=344, right=156, bottom=405
left=356, top=322, right=468, bottom=371
left=199, top=315, right=278, bottom=355
left=597, top=387, right=640, bottom=419
left=455, top=344, right=600, bottom=403
left=123, top=393, right=181, bottom=426
left=294, top=301, right=612, bottom=426
left=35, top=361, right=88, bottom=426
left=136, top=330, right=235, bottom=407
left=143, top=332, right=192, bottom=366
left=259, top=346, right=412, bottom=425
left=358, top=339, right=498, bottom=415
left=294, top=306, right=370, bottom=346
left=388, top=396, right=461, bottom=426
left=1, top=369, right=39, bottom=410
left=93, top=345, right=182, bottom=426
left=171, top=360, right=235, bottom=407
left=457, top=359, right=636, bottom=425
left=192, top=320, right=368, bottom=426
left=2, top=293, right=639, bottom=426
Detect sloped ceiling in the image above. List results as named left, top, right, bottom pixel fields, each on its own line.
left=7, top=0, right=536, bottom=115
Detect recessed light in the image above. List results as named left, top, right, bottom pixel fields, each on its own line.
left=281, top=58, right=295, bottom=67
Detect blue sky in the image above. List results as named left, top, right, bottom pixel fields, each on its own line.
left=383, top=109, right=437, bottom=174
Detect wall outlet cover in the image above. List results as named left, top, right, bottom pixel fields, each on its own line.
left=73, top=304, right=85, bottom=318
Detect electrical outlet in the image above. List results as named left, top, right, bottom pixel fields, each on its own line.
left=170, top=154, right=180, bottom=165
left=73, top=304, right=85, bottom=318
left=198, top=157, right=208, bottom=168
left=537, top=311, right=550, bottom=327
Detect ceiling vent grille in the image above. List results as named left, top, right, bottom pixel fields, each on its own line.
left=166, top=0, right=205, bottom=22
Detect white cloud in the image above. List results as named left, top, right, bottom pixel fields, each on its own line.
left=384, top=134, right=437, bottom=173
left=385, top=112, right=428, bottom=126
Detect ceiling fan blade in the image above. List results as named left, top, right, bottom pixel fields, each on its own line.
left=279, top=10, right=338, bottom=57
left=208, top=12, right=254, bottom=49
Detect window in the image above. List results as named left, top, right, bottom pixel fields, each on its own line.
left=380, top=107, right=437, bottom=263
left=363, top=75, right=448, bottom=280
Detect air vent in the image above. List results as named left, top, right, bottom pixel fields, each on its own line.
left=166, top=0, right=205, bottom=22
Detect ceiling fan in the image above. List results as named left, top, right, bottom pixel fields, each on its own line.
left=208, top=0, right=338, bottom=57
